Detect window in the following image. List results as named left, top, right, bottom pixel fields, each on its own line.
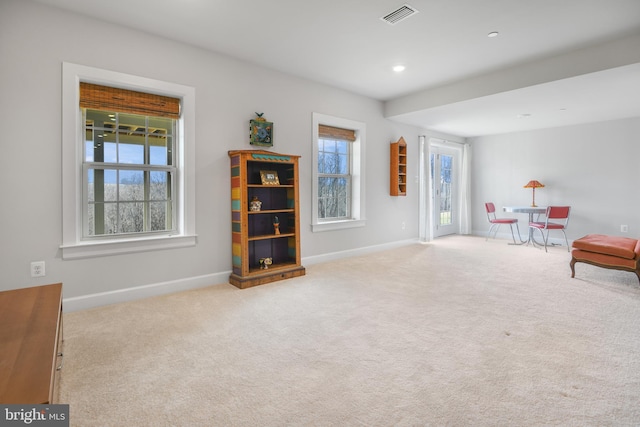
left=82, top=84, right=178, bottom=237
left=317, top=127, right=352, bottom=220
left=61, top=63, right=196, bottom=259
left=311, top=113, right=366, bottom=232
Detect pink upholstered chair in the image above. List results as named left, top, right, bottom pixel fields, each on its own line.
left=529, top=206, right=571, bottom=252
left=485, top=202, right=521, bottom=244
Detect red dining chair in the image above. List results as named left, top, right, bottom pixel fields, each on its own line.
left=485, top=202, right=521, bottom=244
left=529, top=206, right=571, bottom=252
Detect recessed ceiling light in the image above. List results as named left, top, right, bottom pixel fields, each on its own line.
left=487, top=31, right=499, bottom=38
left=393, top=65, right=406, bottom=72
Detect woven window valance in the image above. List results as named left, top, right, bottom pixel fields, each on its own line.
left=79, top=82, right=180, bottom=119
left=318, top=124, right=356, bottom=142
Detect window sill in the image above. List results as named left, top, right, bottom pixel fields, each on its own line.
left=60, top=234, right=197, bottom=260
left=311, top=219, right=366, bottom=233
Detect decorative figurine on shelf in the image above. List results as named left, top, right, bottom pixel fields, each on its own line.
left=249, top=112, right=273, bottom=147
left=249, top=196, right=262, bottom=212
left=259, top=257, right=273, bottom=269
left=273, top=215, right=280, bottom=235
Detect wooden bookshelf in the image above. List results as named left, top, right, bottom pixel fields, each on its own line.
left=228, top=150, right=305, bottom=288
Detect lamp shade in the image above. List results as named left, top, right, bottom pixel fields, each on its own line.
left=523, top=180, right=545, bottom=189
left=523, top=180, right=544, bottom=207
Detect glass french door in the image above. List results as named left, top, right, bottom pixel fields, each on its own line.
left=431, top=146, right=458, bottom=237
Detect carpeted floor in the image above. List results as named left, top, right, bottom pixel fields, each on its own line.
left=59, top=235, right=640, bottom=426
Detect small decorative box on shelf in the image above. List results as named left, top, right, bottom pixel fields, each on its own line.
left=228, top=150, right=305, bottom=288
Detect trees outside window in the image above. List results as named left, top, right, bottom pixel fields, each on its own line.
left=317, top=137, right=350, bottom=220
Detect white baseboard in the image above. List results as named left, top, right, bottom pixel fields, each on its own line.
left=63, top=271, right=231, bottom=312
left=64, top=239, right=420, bottom=312
left=302, top=238, right=419, bottom=266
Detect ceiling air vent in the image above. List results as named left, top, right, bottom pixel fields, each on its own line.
left=381, top=4, right=419, bottom=25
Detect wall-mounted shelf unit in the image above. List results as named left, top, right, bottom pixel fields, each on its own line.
left=228, top=150, right=305, bottom=289
left=390, top=136, right=407, bottom=196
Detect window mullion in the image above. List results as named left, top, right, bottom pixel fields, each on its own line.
left=144, top=170, right=150, bottom=232
left=144, top=117, right=150, bottom=232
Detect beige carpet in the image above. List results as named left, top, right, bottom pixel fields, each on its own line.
left=59, top=236, right=640, bottom=426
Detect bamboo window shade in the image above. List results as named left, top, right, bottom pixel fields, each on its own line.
left=79, top=82, right=181, bottom=119
left=318, top=125, right=356, bottom=142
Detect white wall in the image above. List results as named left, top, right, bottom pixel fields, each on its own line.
left=470, top=117, right=640, bottom=241
left=0, top=0, right=434, bottom=308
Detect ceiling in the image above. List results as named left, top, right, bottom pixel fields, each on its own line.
left=34, top=0, right=640, bottom=137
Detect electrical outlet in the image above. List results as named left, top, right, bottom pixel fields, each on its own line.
left=401, top=221, right=406, bottom=230
left=30, top=261, right=45, bottom=277
left=621, top=225, right=628, bottom=233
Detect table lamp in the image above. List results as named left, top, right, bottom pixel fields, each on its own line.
left=523, top=180, right=544, bottom=207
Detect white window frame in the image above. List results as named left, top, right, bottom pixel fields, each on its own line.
left=311, top=113, right=366, bottom=232
left=61, top=63, right=196, bottom=259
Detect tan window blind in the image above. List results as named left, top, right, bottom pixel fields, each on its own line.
left=79, top=82, right=180, bottom=119
left=318, top=125, right=356, bottom=142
